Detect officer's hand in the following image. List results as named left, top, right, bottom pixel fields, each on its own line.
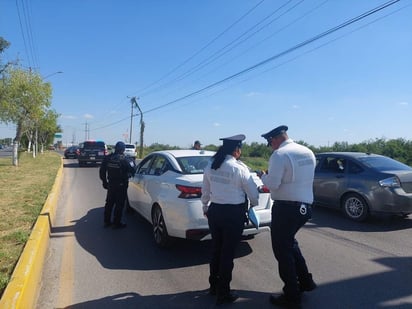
left=102, top=182, right=108, bottom=189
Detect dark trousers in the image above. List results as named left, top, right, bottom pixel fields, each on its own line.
left=271, top=201, right=312, bottom=300
left=207, top=203, right=245, bottom=297
left=104, top=183, right=128, bottom=225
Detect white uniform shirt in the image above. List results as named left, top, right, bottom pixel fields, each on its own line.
left=261, top=138, right=315, bottom=204
left=201, top=155, right=259, bottom=207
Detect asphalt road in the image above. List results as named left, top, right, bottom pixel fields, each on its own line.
left=36, top=159, right=412, bottom=308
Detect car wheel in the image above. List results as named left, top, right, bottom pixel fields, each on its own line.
left=342, top=193, right=369, bottom=222
left=151, top=205, right=172, bottom=248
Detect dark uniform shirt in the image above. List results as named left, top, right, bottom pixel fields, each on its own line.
left=99, top=153, right=136, bottom=186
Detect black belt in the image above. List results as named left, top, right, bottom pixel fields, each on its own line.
left=274, top=200, right=309, bottom=206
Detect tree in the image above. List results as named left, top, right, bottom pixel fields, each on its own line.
left=38, top=110, right=60, bottom=153
left=0, top=67, right=52, bottom=165
left=0, top=37, right=11, bottom=76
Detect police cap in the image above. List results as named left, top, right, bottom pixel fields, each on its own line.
left=219, top=134, right=245, bottom=149
left=261, top=125, right=288, bottom=140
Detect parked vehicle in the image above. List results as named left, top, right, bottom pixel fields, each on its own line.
left=127, top=149, right=271, bottom=247
left=64, top=146, right=79, bottom=159
left=77, top=140, right=108, bottom=166
left=124, top=143, right=137, bottom=159
left=314, top=152, right=412, bottom=221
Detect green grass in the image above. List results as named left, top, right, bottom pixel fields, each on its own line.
left=242, top=156, right=269, bottom=172
left=0, top=151, right=61, bottom=297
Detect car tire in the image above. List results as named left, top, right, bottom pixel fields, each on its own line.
left=342, top=193, right=369, bottom=222
left=151, top=205, right=172, bottom=248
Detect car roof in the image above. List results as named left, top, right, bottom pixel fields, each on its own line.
left=148, top=149, right=216, bottom=158
left=316, top=152, right=382, bottom=158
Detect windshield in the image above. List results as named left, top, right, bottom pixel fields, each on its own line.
left=176, top=156, right=211, bottom=174
left=359, top=156, right=412, bottom=171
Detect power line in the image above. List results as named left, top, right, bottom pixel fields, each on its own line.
left=141, top=0, right=402, bottom=115
left=136, top=0, right=301, bottom=100
left=130, top=0, right=267, bottom=99
left=93, top=0, right=404, bottom=131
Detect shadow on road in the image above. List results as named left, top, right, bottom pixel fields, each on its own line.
left=309, top=206, right=412, bottom=232
left=56, top=256, right=412, bottom=308
left=51, top=207, right=253, bottom=271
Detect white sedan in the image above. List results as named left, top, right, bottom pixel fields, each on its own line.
left=127, top=149, right=271, bottom=247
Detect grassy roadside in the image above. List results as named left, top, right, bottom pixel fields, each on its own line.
left=0, top=151, right=61, bottom=297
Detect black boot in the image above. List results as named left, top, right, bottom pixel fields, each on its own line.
left=299, top=273, right=317, bottom=292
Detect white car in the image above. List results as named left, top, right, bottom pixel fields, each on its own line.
left=124, top=143, right=137, bottom=158
left=126, top=149, right=272, bottom=247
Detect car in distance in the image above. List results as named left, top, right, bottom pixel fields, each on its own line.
left=124, top=143, right=137, bottom=159
left=126, top=149, right=271, bottom=247
left=64, top=145, right=79, bottom=159
left=77, top=140, right=108, bottom=166
left=314, top=152, right=412, bottom=221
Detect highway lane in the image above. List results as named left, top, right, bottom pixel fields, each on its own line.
left=36, top=159, right=412, bottom=308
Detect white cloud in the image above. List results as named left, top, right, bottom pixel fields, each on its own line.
left=83, top=114, right=94, bottom=119
left=292, top=104, right=300, bottom=109
left=61, top=115, right=76, bottom=120
left=246, top=92, right=262, bottom=97
left=213, top=122, right=221, bottom=127
left=399, top=101, right=408, bottom=106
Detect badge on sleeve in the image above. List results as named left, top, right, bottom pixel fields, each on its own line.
left=300, top=204, right=307, bottom=215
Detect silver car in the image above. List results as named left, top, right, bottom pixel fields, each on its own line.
left=314, top=152, right=412, bottom=221
left=126, top=149, right=272, bottom=247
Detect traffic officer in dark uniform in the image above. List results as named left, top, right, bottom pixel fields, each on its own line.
left=201, top=134, right=259, bottom=305
left=260, top=125, right=317, bottom=309
left=99, top=141, right=136, bottom=229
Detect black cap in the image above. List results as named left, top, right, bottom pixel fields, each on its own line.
left=261, top=125, right=288, bottom=140
left=194, top=140, right=201, bottom=145
left=219, top=134, right=245, bottom=149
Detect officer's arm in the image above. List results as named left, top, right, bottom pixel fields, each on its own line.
left=99, top=159, right=108, bottom=184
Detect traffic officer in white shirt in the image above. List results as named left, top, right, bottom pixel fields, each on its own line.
left=260, top=125, right=317, bottom=309
left=202, top=134, right=259, bottom=305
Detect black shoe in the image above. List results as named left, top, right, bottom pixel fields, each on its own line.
left=299, top=274, right=317, bottom=292
left=216, top=293, right=238, bottom=305
left=299, top=280, right=317, bottom=292
left=269, top=294, right=301, bottom=309
left=112, top=223, right=127, bottom=229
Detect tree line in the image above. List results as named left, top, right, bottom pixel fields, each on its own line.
left=141, top=137, right=412, bottom=168
left=0, top=37, right=60, bottom=165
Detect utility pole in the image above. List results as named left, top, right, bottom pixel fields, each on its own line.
left=131, top=97, right=144, bottom=158
left=83, top=121, right=89, bottom=140
left=129, top=99, right=134, bottom=144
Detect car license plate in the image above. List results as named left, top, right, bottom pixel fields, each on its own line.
left=90, top=156, right=95, bottom=160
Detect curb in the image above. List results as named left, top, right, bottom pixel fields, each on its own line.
left=0, top=158, right=64, bottom=309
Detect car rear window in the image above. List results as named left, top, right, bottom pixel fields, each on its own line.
left=81, top=141, right=106, bottom=150
left=359, top=156, right=412, bottom=171
left=125, top=144, right=135, bottom=149
left=177, top=156, right=211, bottom=174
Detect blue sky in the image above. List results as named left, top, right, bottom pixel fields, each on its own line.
left=1, top=0, right=411, bottom=148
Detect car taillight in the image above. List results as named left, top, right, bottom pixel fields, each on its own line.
left=379, top=176, right=401, bottom=188
left=176, top=184, right=202, bottom=199
left=258, top=185, right=270, bottom=193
